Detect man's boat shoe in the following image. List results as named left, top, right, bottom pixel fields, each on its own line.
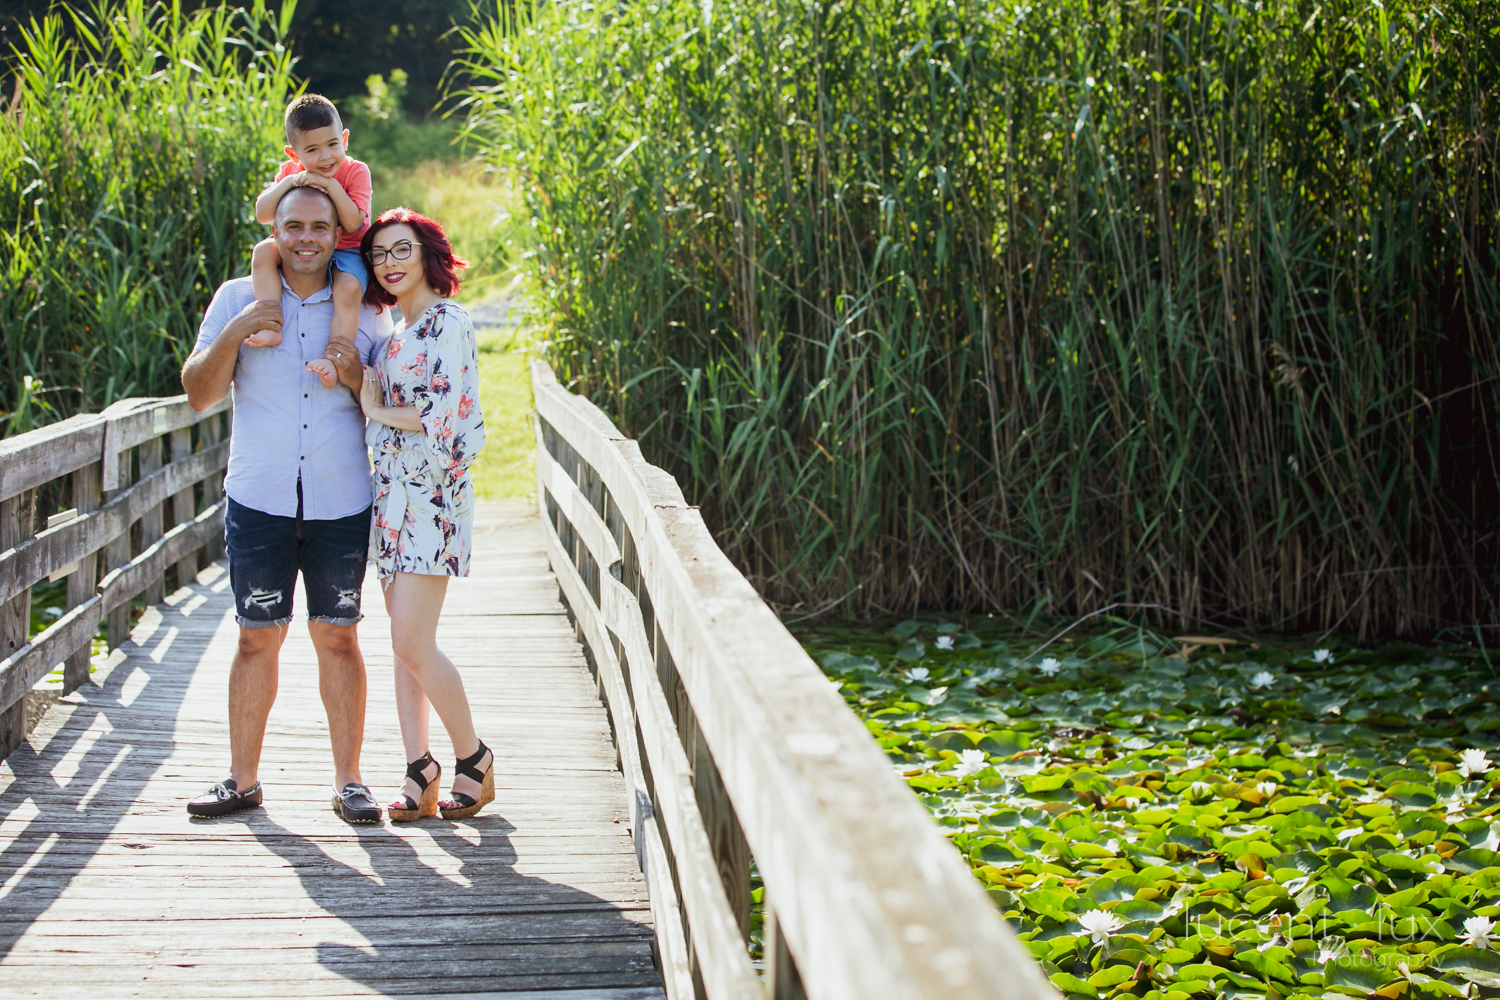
left=186, top=778, right=263, bottom=818
left=332, top=782, right=383, bottom=824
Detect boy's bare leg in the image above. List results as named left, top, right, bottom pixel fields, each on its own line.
left=247, top=237, right=284, bottom=347
left=329, top=268, right=362, bottom=350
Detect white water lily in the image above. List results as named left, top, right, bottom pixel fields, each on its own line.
left=1312, top=648, right=1333, bottom=663
left=1462, top=915, right=1495, bottom=949
left=1256, top=781, right=1278, bottom=798
left=1187, top=781, right=1214, bottom=801
left=1249, top=671, right=1277, bottom=689
left=1077, top=909, right=1126, bottom=944
left=1459, top=748, right=1493, bottom=778
left=1038, top=657, right=1062, bottom=676
left=934, top=634, right=955, bottom=650
left=1336, top=826, right=1364, bottom=841
left=1485, top=823, right=1500, bottom=852
left=1119, top=797, right=1141, bottom=811
left=907, top=666, right=930, bottom=682
left=953, top=748, right=988, bottom=777
left=1316, top=939, right=1350, bottom=964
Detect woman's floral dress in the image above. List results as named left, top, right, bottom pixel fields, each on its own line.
left=368, top=301, right=486, bottom=580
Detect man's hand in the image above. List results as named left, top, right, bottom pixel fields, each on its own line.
left=225, top=300, right=284, bottom=347
left=324, top=337, right=362, bottom=392
left=183, top=300, right=282, bottom=412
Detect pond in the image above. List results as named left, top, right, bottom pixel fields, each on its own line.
left=793, top=618, right=1500, bottom=998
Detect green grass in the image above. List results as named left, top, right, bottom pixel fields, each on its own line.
left=468, top=322, right=535, bottom=500
left=457, top=0, right=1500, bottom=636
left=800, top=619, right=1500, bottom=998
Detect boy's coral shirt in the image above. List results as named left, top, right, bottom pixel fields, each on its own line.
left=273, top=156, right=372, bottom=250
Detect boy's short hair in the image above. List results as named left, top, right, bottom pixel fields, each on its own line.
left=284, top=94, right=341, bottom=144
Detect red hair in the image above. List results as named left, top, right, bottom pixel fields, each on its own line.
left=360, top=207, right=470, bottom=308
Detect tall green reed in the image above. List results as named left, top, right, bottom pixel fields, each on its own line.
left=0, top=0, right=295, bottom=432
left=461, top=0, right=1500, bottom=636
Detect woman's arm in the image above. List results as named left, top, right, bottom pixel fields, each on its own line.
left=359, top=368, right=424, bottom=431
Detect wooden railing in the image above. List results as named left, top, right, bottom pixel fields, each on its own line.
left=531, top=362, right=1055, bottom=1000
left=0, top=396, right=231, bottom=758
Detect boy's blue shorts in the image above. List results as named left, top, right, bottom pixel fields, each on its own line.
left=330, top=249, right=369, bottom=294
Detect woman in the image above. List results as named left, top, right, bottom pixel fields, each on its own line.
left=357, top=207, right=493, bottom=821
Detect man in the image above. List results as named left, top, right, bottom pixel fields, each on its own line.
left=181, top=185, right=387, bottom=823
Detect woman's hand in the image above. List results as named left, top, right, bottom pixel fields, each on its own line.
left=360, top=366, right=382, bottom=415
left=359, top=369, right=425, bottom=431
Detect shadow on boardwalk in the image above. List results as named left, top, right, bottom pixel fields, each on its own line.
left=0, top=553, right=661, bottom=997
left=0, top=571, right=207, bottom=964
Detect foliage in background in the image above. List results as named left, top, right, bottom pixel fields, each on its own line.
left=461, top=0, right=1500, bottom=636
left=2, top=0, right=476, bottom=116
left=467, top=318, right=536, bottom=499
left=344, top=68, right=460, bottom=171
left=0, top=0, right=294, bottom=433
left=802, top=621, right=1500, bottom=998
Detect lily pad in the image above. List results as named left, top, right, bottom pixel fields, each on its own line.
left=1433, top=947, right=1500, bottom=987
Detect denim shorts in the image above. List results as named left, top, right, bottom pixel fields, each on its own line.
left=331, top=249, right=369, bottom=294
left=225, top=484, right=372, bottom=629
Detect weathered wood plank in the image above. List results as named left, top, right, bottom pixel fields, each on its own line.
left=0, top=437, right=229, bottom=606
left=0, top=489, right=33, bottom=758
left=168, top=425, right=198, bottom=589
left=0, top=498, right=660, bottom=998
left=63, top=459, right=101, bottom=692
left=0, top=398, right=229, bottom=506
left=537, top=490, right=709, bottom=1000
left=531, top=362, right=1055, bottom=1000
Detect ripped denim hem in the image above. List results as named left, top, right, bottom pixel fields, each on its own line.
left=237, top=615, right=293, bottom=630
left=309, top=614, right=365, bottom=627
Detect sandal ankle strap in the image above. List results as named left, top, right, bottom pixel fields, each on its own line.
left=405, top=752, right=438, bottom=789
left=454, top=740, right=490, bottom=782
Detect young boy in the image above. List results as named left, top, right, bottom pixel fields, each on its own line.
left=249, top=94, right=372, bottom=388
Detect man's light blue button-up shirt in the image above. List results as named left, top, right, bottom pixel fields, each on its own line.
left=194, top=274, right=390, bottom=521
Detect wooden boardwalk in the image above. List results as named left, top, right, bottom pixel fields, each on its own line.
left=0, top=501, right=664, bottom=999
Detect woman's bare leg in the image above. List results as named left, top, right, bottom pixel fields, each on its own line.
left=384, top=572, right=488, bottom=805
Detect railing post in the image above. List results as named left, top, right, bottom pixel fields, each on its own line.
left=763, top=901, right=808, bottom=1000
left=0, top=488, right=37, bottom=756
left=64, top=460, right=101, bottom=693
left=104, top=448, right=132, bottom=651
left=199, top=411, right=225, bottom=565
left=169, top=425, right=197, bottom=590
left=138, top=435, right=165, bottom=606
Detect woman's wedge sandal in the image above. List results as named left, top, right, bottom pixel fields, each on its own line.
left=388, top=752, right=441, bottom=823
left=439, top=740, right=494, bottom=820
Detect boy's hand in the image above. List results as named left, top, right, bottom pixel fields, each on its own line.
left=291, top=170, right=332, bottom=192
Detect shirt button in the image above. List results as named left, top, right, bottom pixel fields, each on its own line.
left=303, top=424, right=308, bottom=428
left=304, top=393, right=309, bottom=398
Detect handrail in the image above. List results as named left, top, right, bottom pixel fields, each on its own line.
left=0, top=395, right=231, bottom=757
left=530, top=361, right=1055, bottom=1000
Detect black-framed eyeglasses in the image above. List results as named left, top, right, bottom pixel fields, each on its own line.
left=366, top=240, right=423, bottom=266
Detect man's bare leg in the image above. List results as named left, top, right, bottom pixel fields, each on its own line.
left=228, top=625, right=287, bottom=790
left=309, top=620, right=366, bottom=790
